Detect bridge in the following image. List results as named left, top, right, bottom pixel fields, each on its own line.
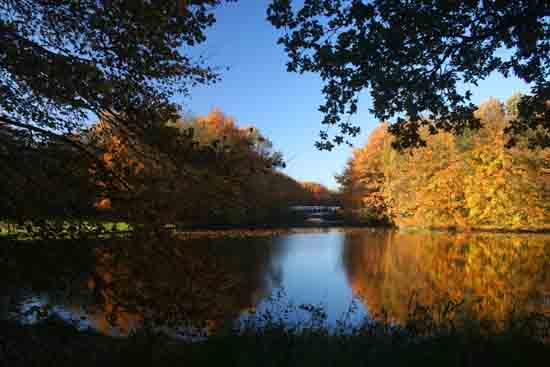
left=289, top=206, right=341, bottom=222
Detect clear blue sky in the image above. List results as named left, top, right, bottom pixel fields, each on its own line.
left=179, top=1, right=531, bottom=190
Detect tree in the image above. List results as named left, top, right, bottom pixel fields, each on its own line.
left=1, top=0, right=231, bottom=134
left=175, top=110, right=288, bottom=225
left=341, top=96, right=549, bottom=230
left=373, top=96, right=550, bottom=230
left=506, top=92, right=524, bottom=118
left=0, top=125, right=97, bottom=221
left=267, top=0, right=550, bottom=150
left=336, top=123, right=388, bottom=223
left=0, top=0, right=233, bottom=220
left=86, top=108, right=294, bottom=226
left=300, top=181, right=338, bottom=205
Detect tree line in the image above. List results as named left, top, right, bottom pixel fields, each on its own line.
left=0, top=108, right=337, bottom=228
left=337, top=95, right=550, bottom=230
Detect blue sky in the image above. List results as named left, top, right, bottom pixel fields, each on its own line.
left=180, top=1, right=531, bottom=189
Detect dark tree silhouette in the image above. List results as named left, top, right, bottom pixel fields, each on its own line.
left=0, top=0, right=236, bottom=222
left=267, top=0, right=550, bottom=150
left=0, top=0, right=235, bottom=161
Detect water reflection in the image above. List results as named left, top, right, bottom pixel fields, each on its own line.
left=343, top=230, right=550, bottom=324
left=2, top=229, right=549, bottom=335
left=2, top=235, right=285, bottom=336
left=91, top=236, right=289, bottom=335
left=251, top=230, right=366, bottom=326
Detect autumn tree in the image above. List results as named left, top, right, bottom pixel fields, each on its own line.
left=87, top=108, right=300, bottom=226
left=383, top=128, right=468, bottom=228
left=384, top=97, right=550, bottom=229
left=298, top=182, right=338, bottom=206
left=343, top=96, right=550, bottom=230
left=268, top=0, right=550, bottom=150
left=336, top=123, right=388, bottom=224
left=86, top=119, right=201, bottom=224
left=176, top=109, right=290, bottom=224
left=336, top=149, right=371, bottom=221
left=462, top=98, right=550, bottom=228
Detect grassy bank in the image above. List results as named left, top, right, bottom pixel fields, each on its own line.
left=0, top=219, right=347, bottom=241
left=0, top=221, right=132, bottom=240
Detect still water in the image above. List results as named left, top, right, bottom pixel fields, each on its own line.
left=2, top=228, right=550, bottom=336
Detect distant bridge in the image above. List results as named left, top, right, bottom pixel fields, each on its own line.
left=289, top=206, right=341, bottom=220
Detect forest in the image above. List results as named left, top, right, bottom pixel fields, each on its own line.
left=337, top=94, right=550, bottom=231
left=1, top=107, right=338, bottom=230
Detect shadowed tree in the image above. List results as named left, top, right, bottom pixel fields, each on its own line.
left=1, top=0, right=236, bottom=138
left=0, top=0, right=234, bottom=221
left=267, top=0, right=550, bottom=150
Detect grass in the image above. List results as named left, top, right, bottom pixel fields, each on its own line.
left=0, top=219, right=379, bottom=241
left=0, top=220, right=131, bottom=240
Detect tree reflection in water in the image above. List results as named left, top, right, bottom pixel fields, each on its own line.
left=343, top=230, right=550, bottom=326
left=1, top=234, right=285, bottom=336
left=2, top=229, right=549, bottom=337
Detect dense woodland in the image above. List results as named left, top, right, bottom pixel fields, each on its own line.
left=337, top=94, right=550, bottom=230
left=1, top=108, right=338, bottom=229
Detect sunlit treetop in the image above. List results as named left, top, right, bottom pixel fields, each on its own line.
left=267, top=0, right=550, bottom=150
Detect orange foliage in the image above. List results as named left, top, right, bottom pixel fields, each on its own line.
left=336, top=123, right=388, bottom=223
left=340, top=96, right=550, bottom=230
left=85, top=108, right=315, bottom=225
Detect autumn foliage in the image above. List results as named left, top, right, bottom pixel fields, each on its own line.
left=85, top=108, right=317, bottom=226
left=336, top=123, right=389, bottom=225
left=338, top=96, right=550, bottom=230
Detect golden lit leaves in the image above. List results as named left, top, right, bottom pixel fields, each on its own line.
left=344, top=97, right=550, bottom=230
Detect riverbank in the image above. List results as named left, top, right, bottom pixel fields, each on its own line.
left=4, top=222, right=550, bottom=245
left=0, top=219, right=388, bottom=241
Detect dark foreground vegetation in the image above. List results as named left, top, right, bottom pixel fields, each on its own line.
left=1, top=1, right=341, bottom=233
left=2, top=301, right=550, bottom=367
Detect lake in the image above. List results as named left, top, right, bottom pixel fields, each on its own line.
left=2, top=228, right=549, bottom=337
